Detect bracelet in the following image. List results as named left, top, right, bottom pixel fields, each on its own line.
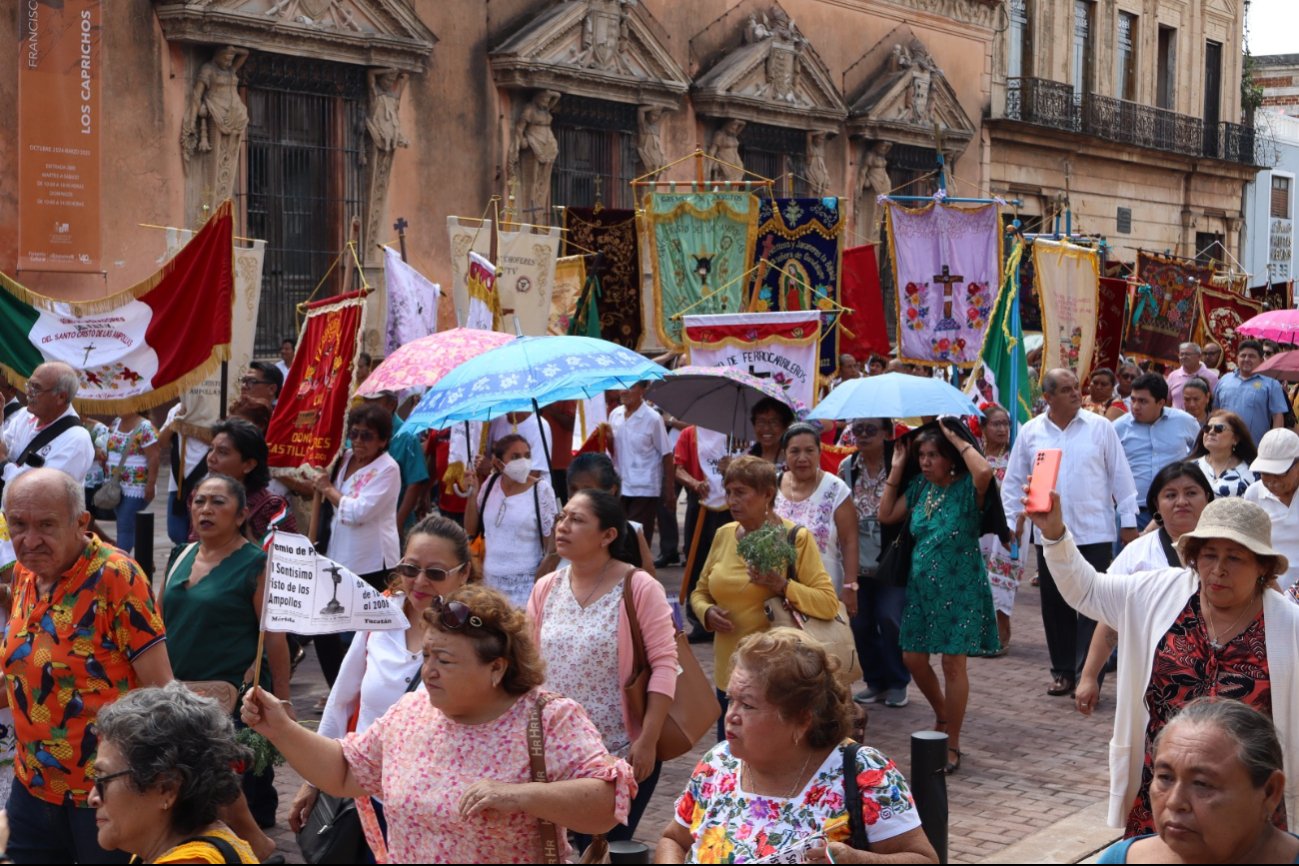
left=960, top=445, right=973, bottom=455
left=883, top=480, right=897, bottom=488
left=843, top=582, right=860, bottom=591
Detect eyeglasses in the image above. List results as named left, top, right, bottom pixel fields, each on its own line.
left=1204, top=423, right=1228, bottom=434
left=430, top=595, right=485, bottom=630
left=851, top=424, right=883, bottom=437
left=24, top=382, right=49, bottom=396
left=240, top=377, right=271, bottom=387
left=753, top=418, right=785, bottom=431
left=1119, top=373, right=1137, bottom=381
left=348, top=427, right=378, bottom=443
left=392, top=562, right=466, bottom=582
left=93, top=769, right=132, bottom=800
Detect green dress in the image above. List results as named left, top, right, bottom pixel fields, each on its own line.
left=163, top=542, right=271, bottom=689
left=900, top=473, right=1001, bottom=656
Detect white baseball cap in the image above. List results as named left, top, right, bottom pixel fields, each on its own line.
left=1250, top=428, right=1299, bottom=476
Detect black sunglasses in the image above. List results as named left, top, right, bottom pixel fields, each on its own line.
left=430, top=595, right=485, bottom=630
left=240, top=376, right=272, bottom=387
left=392, top=562, right=466, bottom=582
left=1204, top=423, right=1228, bottom=434
left=851, top=424, right=883, bottom=437
left=93, top=769, right=131, bottom=800
left=349, top=427, right=379, bottom=443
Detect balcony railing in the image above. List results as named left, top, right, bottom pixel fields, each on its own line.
left=1003, top=77, right=1258, bottom=166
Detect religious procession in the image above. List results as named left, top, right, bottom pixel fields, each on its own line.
left=3, top=0, right=1299, bottom=864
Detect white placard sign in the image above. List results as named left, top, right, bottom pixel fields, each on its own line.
left=263, top=531, right=409, bottom=634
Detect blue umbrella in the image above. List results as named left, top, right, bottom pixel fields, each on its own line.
left=807, top=373, right=983, bottom=421
left=404, top=335, right=667, bottom=432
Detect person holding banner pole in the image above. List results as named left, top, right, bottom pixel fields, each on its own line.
left=241, top=584, right=635, bottom=863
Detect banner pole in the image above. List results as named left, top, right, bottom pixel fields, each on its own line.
left=220, top=361, right=229, bottom=419
left=307, top=491, right=324, bottom=545
left=251, top=530, right=274, bottom=690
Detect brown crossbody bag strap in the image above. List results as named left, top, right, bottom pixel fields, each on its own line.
left=527, top=694, right=563, bottom=865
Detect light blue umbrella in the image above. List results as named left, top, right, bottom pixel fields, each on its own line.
left=403, top=335, right=668, bottom=432
left=807, top=373, right=983, bottom=421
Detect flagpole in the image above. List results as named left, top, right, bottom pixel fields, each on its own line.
left=250, top=530, right=275, bottom=690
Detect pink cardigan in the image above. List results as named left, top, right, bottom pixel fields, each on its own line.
left=528, top=568, right=679, bottom=744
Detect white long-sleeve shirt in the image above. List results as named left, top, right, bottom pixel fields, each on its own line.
left=1002, top=408, right=1138, bottom=546
left=2, top=406, right=95, bottom=485
left=317, top=619, right=423, bottom=740
left=327, top=451, right=401, bottom=574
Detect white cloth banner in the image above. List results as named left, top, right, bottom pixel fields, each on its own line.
left=1033, top=238, right=1100, bottom=377
left=383, top=245, right=440, bottom=356
left=448, top=217, right=492, bottom=326
left=262, top=531, right=409, bottom=634
left=497, top=226, right=560, bottom=336
left=161, top=230, right=266, bottom=437
left=682, top=311, right=821, bottom=412
left=466, top=251, right=497, bottom=332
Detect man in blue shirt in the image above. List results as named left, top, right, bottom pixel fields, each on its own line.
left=1215, top=339, right=1288, bottom=446
left=1113, top=373, right=1201, bottom=529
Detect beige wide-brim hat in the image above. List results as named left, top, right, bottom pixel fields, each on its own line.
left=1175, top=497, right=1289, bottom=576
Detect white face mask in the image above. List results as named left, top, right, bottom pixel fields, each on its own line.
left=502, top=457, right=532, bottom=484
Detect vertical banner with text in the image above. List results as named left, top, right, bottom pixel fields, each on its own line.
left=19, top=0, right=103, bottom=273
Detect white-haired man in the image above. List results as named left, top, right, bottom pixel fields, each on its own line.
left=0, top=362, right=95, bottom=487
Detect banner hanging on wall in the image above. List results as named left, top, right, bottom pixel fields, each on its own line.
left=18, top=0, right=103, bottom=273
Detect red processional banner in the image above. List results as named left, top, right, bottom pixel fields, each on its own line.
left=266, top=291, right=367, bottom=470
left=18, top=0, right=103, bottom=273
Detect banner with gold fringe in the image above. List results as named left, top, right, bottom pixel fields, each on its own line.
left=1195, top=286, right=1262, bottom=366
left=1126, top=251, right=1213, bottom=365
left=0, top=201, right=234, bottom=412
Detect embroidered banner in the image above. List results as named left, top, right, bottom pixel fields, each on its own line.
left=683, top=311, right=819, bottom=411
left=885, top=201, right=1002, bottom=368
left=266, top=291, right=366, bottom=470
left=447, top=216, right=491, bottom=325
left=497, top=226, right=560, bottom=336
left=840, top=245, right=890, bottom=360
left=750, top=198, right=844, bottom=376
left=563, top=208, right=641, bottom=348
left=648, top=192, right=760, bottom=351
left=549, top=254, right=586, bottom=336
left=1033, top=239, right=1100, bottom=377
left=1094, top=277, right=1128, bottom=377
left=1196, top=286, right=1263, bottom=367
left=383, top=245, right=440, bottom=355
left=1127, top=251, right=1213, bottom=365
left=1249, top=281, right=1293, bottom=312
left=0, top=202, right=233, bottom=412
left=466, top=251, right=499, bottom=332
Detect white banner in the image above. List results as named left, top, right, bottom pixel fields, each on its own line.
left=383, top=245, right=440, bottom=355
left=1033, top=239, right=1099, bottom=377
left=683, top=311, right=821, bottom=411
left=448, top=217, right=492, bottom=326
left=262, top=531, right=409, bottom=634
left=497, top=226, right=560, bottom=336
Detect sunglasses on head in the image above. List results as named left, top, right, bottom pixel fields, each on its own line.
left=392, top=562, right=466, bottom=582
left=1204, top=423, right=1228, bottom=434
left=430, top=595, right=485, bottom=629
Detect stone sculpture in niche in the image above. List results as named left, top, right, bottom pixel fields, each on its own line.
left=363, top=68, right=409, bottom=263
left=576, top=0, right=635, bottom=73
left=509, top=90, right=562, bottom=220
left=181, top=45, right=250, bottom=209
left=891, top=44, right=938, bottom=123
left=805, top=131, right=831, bottom=196
left=858, top=140, right=893, bottom=241
left=637, top=105, right=668, bottom=174
left=708, top=119, right=746, bottom=182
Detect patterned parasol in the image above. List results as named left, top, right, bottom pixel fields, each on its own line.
left=356, top=328, right=515, bottom=397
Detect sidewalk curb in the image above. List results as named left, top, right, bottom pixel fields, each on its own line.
left=977, top=801, right=1118, bottom=864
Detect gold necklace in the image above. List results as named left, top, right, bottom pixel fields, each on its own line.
left=742, top=748, right=815, bottom=800
left=572, top=558, right=617, bottom=608
left=922, top=483, right=949, bottom=519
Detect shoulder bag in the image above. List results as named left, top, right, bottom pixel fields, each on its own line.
left=763, top=526, right=863, bottom=688
left=93, top=423, right=144, bottom=512
left=875, top=519, right=914, bottom=588
left=840, top=742, right=871, bottom=852
left=621, top=567, right=721, bottom=762
left=528, top=694, right=610, bottom=865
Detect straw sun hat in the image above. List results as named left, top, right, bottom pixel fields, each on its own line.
left=1175, top=497, right=1289, bottom=576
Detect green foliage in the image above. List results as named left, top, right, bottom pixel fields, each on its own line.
left=736, top=523, right=796, bottom=577
left=236, top=727, right=285, bottom=777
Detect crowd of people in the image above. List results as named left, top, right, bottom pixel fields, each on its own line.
left=3, top=331, right=1299, bottom=863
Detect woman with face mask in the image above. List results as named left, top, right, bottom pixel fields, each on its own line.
left=465, top=434, right=559, bottom=609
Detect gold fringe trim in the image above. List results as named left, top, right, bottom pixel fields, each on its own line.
left=442, top=462, right=466, bottom=495
left=1032, top=238, right=1100, bottom=382
left=173, top=420, right=217, bottom=444
left=0, top=202, right=233, bottom=317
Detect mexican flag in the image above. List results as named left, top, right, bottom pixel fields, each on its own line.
left=969, top=239, right=1032, bottom=430
left=0, top=202, right=233, bottom=411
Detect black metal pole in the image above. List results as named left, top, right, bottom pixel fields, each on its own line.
left=219, top=360, right=229, bottom=418
left=531, top=397, right=554, bottom=477
left=135, top=511, right=155, bottom=580
left=911, top=730, right=949, bottom=864
left=608, top=841, right=650, bottom=864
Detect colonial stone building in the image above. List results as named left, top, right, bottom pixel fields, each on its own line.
left=986, top=0, right=1258, bottom=264
left=0, top=0, right=1002, bottom=354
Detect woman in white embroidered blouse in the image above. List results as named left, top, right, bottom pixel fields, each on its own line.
left=1191, top=410, right=1257, bottom=498
left=289, top=515, right=477, bottom=854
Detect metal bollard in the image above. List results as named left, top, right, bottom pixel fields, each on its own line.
left=911, top=730, right=949, bottom=864
left=608, top=841, right=651, bottom=864
left=135, top=511, right=155, bottom=579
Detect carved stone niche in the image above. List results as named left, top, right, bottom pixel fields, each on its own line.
left=152, top=0, right=437, bottom=73
left=691, top=5, right=847, bottom=134
left=491, top=0, right=690, bottom=110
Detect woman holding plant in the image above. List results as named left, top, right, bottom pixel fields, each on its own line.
left=878, top=421, right=1000, bottom=775
left=691, top=455, right=839, bottom=738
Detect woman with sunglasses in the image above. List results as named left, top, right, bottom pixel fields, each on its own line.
left=1191, top=410, right=1258, bottom=498
left=528, top=489, right=677, bottom=842
left=241, top=584, right=635, bottom=863
left=289, top=515, right=477, bottom=853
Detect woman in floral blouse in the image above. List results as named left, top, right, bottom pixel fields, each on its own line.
left=105, top=412, right=160, bottom=555
left=979, top=405, right=1020, bottom=654
left=774, top=423, right=858, bottom=608
left=654, top=628, right=937, bottom=864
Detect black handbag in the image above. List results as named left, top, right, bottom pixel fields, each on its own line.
left=297, top=791, right=361, bottom=865
left=875, top=521, right=914, bottom=588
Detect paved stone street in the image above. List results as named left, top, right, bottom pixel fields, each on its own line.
left=139, top=504, right=1117, bottom=863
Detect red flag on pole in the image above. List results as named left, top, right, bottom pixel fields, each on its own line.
left=840, top=245, right=890, bottom=359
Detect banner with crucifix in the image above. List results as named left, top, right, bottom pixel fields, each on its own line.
left=884, top=201, right=1002, bottom=368
left=750, top=197, right=845, bottom=377
left=1033, top=238, right=1100, bottom=379
left=0, top=201, right=234, bottom=412
left=682, top=311, right=820, bottom=411
left=647, top=192, right=761, bottom=351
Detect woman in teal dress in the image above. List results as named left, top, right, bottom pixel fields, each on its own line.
left=157, top=472, right=291, bottom=834
left=879, top=421, right=999, bottom=775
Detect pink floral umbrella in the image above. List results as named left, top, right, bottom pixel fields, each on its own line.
left=1237, top=309, right=1299, bottom=345
left=646, top=365, right=807, bottom=440
left=356, top=328, right=515, bottom=397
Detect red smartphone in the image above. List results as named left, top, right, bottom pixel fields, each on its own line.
left=1025, top=449, right=1062, bottom=513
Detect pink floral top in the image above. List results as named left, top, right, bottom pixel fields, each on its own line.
left=341, top=689, right=635, bottom=864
